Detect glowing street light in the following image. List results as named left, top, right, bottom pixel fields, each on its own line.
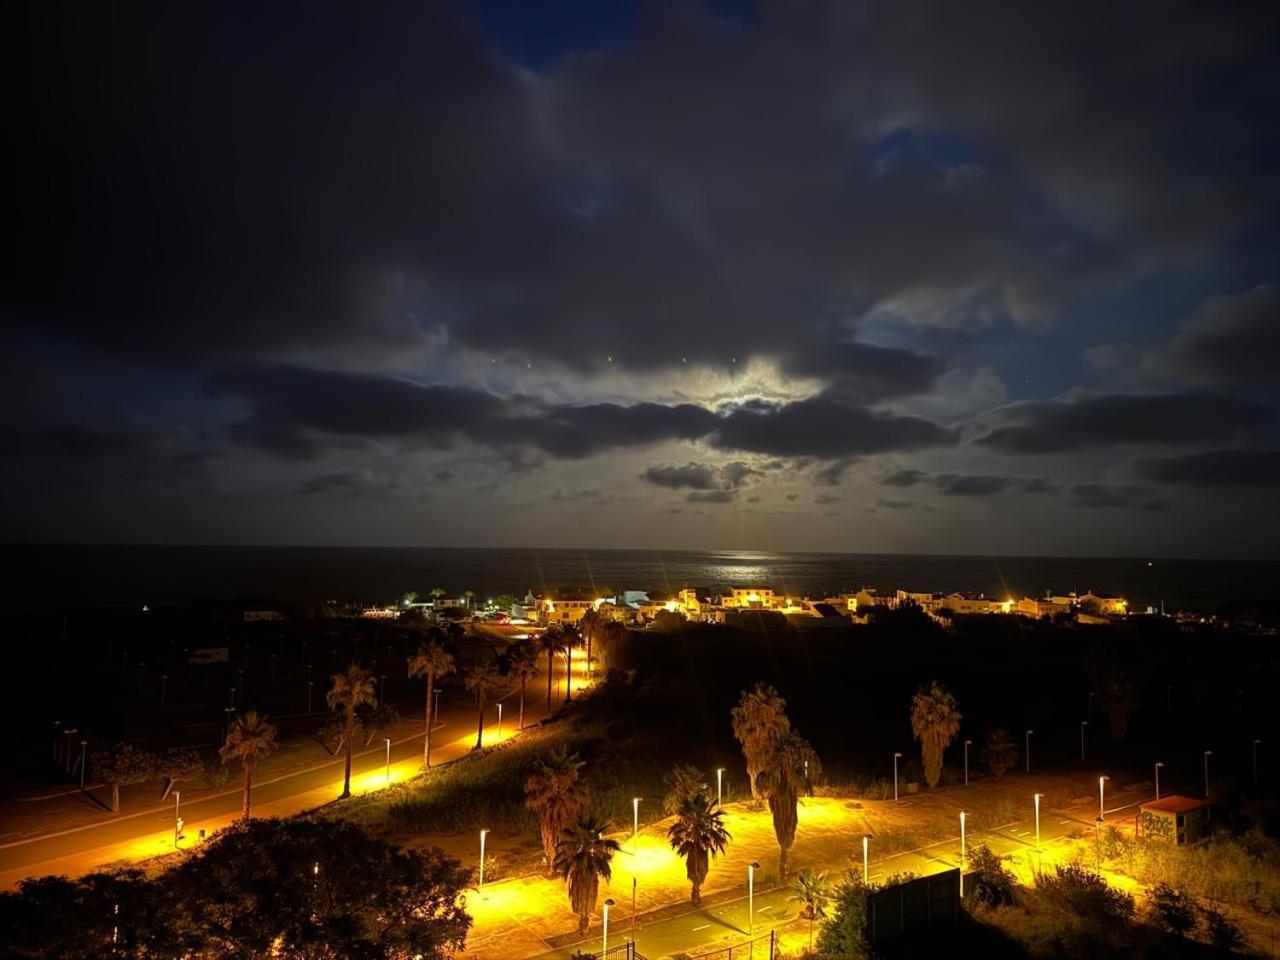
left=478, top=829, right=489, bottom=889
left=1203, top=750, right=1213, bottom=799
left=497, top=702, right=503, bottom=741
left=959, top=811, right=967, bottom=898
left=307, top=680, right=314, bottom=714
left=862, top=835, right=869, bottom=884
left=716, top=768, right=724, bottom=806
left=1155, top=761, right=1164, bottom=800
left=632, top=797, right=641, bottom=845
left=748, top=861, right=760, bottom=933
left=1034, top=793, right=1043, bottom=846
left=893, top=752, right=903, bottom=803
left=602, top=897, right=616, bottom=955
left=1025, top=730, right=1034, bottom=774
left=384, top=737, right=392, bottom=786
left=963, top=739, right=972, bottom=786
left=1098, top=775, right=1109, bottom=820
left=1080, top=721, right=1088, bottom=762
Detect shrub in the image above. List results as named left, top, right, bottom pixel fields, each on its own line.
left=965, top=845, right=1015, bottom=908
left=1201, top=905, right=1245, bottom=952
left=1147, top=883, right=1197, bottom=936
left=815, top=871, right=870, bottom=959
left=1034, top=863, right=1134, bottom=922
left=980, top=729, right=1017, bottom=778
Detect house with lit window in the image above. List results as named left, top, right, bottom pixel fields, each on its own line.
left=1079, top=592, right=1128, bottom=615
left=720, top=587, right=778, bottom=609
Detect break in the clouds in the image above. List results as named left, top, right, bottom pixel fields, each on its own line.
left=2, top=0, right=1279, bottom=556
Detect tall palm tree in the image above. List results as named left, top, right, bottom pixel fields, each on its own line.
left=542, top=626, right=565, bottom=705
left=792, top=869, right=832, bottom=953
left=553, top=813, right=620, bottom=934
left=730, top=683, right=792, bottom=802
left=910, top=681, right=962, bottom=789
left=561, top=625, right=582, bottom=703
left=757, top=729, right=820, bottom=877
left=407, top=635, right=455, bottom=768
left=507, top=640, right=540, bottom=729
left=524, top=747, right=589, bottom=869
left=667, top=791, right=731, bottom=905
left=219, top=711, right=278, bottom=820
left=662, top=764, right=709, bottom=816
left=578, top=607, right=602, bottom=679
left=327, top=664, right=377, bottom=799
left=465, top=654, right=504, bottom=749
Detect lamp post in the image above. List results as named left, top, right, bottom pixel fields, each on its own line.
left=1080, top=721, right=1088, bottom=762
left=1025, top=730, right=1034, bottom=774
left=748, top=861, right=760, bottom=933
left=862, top=835, right=869, bottom=884
left=1155, top=761, right=1164, bottom=800
left=1203, top=750, right=1212, bottom=799
left=384, top=737, right=392, bottom=786
left=964, top=739, right=972, bottom=786
left=1087, top=691, right=1094, bottom=725
left=433, top=687, right=442, bottom=724
left=1034, top=793, right=1043, bottom=846
left=633, top=797, right=641, bottom=845
left=497, top=702, right=503, bottom=741
left=893, top=752, right=903, bottom=803
left=1094, top=817, right=1104, bottom=870
left=79, top=740, right=87, bottom=790
left=307, top=680, right=313, bottom=714
left=1098, top=775, right=1108, bottom=820
left=478, top=829, right=489, bottom=890
left=959, top=811, right=967, bottom=897
left=1253, top=739, right=1261, bottom=784
left=64, top=729, right=77, bottom=774
left=716, top=768, right=724, bottom=806
left=602, top=898, right=615, bottom=955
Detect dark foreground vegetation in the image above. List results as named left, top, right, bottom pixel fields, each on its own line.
left=0, top=818, right=470, bottom=959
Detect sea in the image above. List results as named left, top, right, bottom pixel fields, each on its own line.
left=3, top=545, right=1277, bottom=613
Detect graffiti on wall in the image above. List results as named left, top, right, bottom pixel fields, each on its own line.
left=1139, top=810, right=1174, bottom=842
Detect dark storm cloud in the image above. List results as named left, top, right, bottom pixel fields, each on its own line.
left=212, top=365, right=953, bottom=462
left=9, top=2, right=1276, bottom=382
left=1133, top=450, right=1280, bottom=487
left=1066, top=483, right=1168, bottom=511
left=878, top=469, right=1058, bottom=496
left=642, top=463, right=720, bottom=491
left=881, top=469, right=927, bottom=488
left=812, top=459, right=856, bottom=487
left=1146, top=286, right=1280, bottom=387
left=975, top=394, right=1269, bottom=454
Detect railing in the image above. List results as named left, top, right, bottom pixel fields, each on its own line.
left=686, top=930, right=775, bottom=960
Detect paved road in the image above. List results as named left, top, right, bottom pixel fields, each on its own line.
left=533, top=789, right=1149, bottom=960
left=0, top=656, right=569, bottom=887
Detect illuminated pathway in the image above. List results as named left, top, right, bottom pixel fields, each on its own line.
left=0, top=654, right=577, bottom=889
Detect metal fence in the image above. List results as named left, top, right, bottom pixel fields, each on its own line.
left=686, top=930, right=776, bottom=960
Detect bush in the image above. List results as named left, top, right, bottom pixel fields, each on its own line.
left=815, top=871, right=870, bottom=959
left=1201, top=905, right=1245, bottom=952
left=965, top=845, right=1015, bottom=908
left=1034, top=863, right=1134, bottom=922
left=981, top=729, right=1017, bottom=778
left=1147, top=882, right=1197, bottom=936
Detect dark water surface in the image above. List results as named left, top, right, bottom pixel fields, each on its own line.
left=4, top=545, right=1276, bottom=611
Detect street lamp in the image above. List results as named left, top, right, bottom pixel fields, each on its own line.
left=716, top=768, right=724, bottom=806
left=1253, top=739, right=1262, bottom=784
left=963, top=739, right=972, bottom=786
left=748, top=861, right=760, bottom=933
left=1098, top=775, right=1108, bottom=820
left=306, top=680, right=314, bottom=714
left=1155, top=761, right=1164, bottom=800
left=1094, top=817, right=1104, bottom=870
left=1034, top=793, right=1043, bottom=846
left=1087, top=691, right=1094, bottom=725
left=862, top=835, right=869, bottom=884
left=1080, top=721, right=1088, bottom=762
left=384, top=738, right=392, bottom=786
left=959, top=811, right=967, bottom=898
left=632, top=797, right=641, bottom=845
left=893, top=752, right=903, bottom=803
left=478, top=829, right=489, bottom=889
left=1203, top=750, right=1213, bottom=799
left=63, top=729, right=77, bottom=774
left=497, top=702, right=503, bottom=741
left=433, top=687, right=442, bottom=724
left=79, top=740, right=87, bottom=790
left=602, top=897, right=616, bottom=955
left=1025, top=730, right=1033, bottom=774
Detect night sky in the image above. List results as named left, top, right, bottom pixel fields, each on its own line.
left=4, top=1, right=1279, bottom=557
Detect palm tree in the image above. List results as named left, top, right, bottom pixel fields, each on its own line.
left=524, top=747, right=589, bottom=869
left=553, top=813, right=620, bottom=934
left=792, top=869, right=832, bottom=953
left=542, top=626, right=566, bottom=705
left=507, top=640, right=540, bottom=729
left=667, top=790, right=731, bottom=905
left=327, top=664, right=377, bottom=799
left=407, top=635, right=455, bottom=768
left=730, top=683, right=792, bottom=802
left=561, top=625, right=582, bottom=703
left=910, top=681, right=962, bottom=789
left=219, top=711, right=278, bottom=820
left=757, top=729, right=820, bottom=877
left=579, top=607, right=602, bottom=679
left=465, top=653, right=504, bottom=749
left=663, top=764, right=709, bottom=815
